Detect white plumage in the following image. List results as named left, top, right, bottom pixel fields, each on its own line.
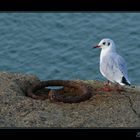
left=94, top=38, right=130, bottom=86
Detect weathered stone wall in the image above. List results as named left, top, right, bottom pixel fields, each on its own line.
left=0, top=72, right=140, bottom=127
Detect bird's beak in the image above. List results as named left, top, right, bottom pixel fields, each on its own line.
left=93, top=45, right=100, bottom=49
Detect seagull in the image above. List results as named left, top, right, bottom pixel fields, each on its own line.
left=94, top=38, right=131, bottom=87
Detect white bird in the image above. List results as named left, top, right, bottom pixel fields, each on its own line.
left=94, top=38, right=131, bottom=86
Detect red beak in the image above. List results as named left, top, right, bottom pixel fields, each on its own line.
left=93, top=45, right=100, bottom=49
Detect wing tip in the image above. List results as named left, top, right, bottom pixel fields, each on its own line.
left=122, top=76, right=131, bottom=86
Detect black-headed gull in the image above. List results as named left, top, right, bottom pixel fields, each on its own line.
left=94, top=38, right=131, bottom=86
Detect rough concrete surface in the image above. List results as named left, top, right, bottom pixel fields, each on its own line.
left=0, top=71, right=140, bottom=127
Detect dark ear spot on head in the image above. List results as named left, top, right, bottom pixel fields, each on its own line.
left=108, top=42, right=110, bottom=46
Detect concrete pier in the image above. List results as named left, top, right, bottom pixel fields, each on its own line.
left=0, top=72, right=140, bottom=127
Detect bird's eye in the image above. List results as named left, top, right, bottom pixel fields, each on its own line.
left=103, top=42, right=106, bottom=45
left=108, top=42, right=110, bottom=46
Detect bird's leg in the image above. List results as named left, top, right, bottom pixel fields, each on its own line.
left=94, top=80, right=112, bottom=92
left=101, top=80, right=112, bottom=92
left=102, top=81, right=124, bottom=93
left=105, top=80, right=110, bottom=86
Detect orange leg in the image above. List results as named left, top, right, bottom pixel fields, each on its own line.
left=101, top=80, right=112, bottom=92
left=95, top=80, right=112, bottom=92
left=95, top=80, right=125, bottom=93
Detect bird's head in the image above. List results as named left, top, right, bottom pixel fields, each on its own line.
left=93, top=38, right=116, bottom=51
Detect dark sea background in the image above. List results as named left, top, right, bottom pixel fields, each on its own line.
left=0, top=13, right=139, bottom=85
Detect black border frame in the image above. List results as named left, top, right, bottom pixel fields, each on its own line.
left=0, top=128, right=139, bottom=139
left=0, top=0, right=140, bottom=11
left=0, top=0, right=140, bottom=139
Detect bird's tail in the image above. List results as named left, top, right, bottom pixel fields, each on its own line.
left=121, top=76, right=131, bottom=86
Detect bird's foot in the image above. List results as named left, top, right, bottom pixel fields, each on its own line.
left=95, top=85, right=112, bottom=92
left=101, top=86, right=112, bottom=92
left=95, top=81, right=125, bottom=93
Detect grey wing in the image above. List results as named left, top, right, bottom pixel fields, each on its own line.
left=100, top=53, right=128, bottom=83
left=115, top=55, right=128, bottom=78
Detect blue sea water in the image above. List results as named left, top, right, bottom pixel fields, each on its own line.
left=0, top=13, right=140, bottom=85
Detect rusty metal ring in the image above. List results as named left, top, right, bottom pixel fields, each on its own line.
left=26, top=80, right=92, bottom=103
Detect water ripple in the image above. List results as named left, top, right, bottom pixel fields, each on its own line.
left=0, top=13, right=139, bottom=84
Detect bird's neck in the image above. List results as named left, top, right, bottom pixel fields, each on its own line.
left=100, top=47, right=116, bottom=61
